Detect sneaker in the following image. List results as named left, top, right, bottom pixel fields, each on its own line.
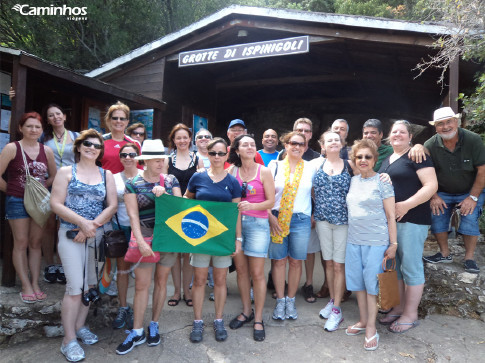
left=464, top=259, right=480, bottom=274
left=207, top=267, right=214, bottom=288
left=105, top=280, right=118, bottom=296
left=190, top=320, right=204, bottom=343
left=60, top=339, right=85, bottom=362
left=112, top=307, right=133, bottom=330
left=209, top=292, right=215, bottom=301
left=116, top=330, right=146, bottom=355
left=44, top=265, right=57, bottom=283
left=319, top=299, right=334, bottom=319
left=272, top=297, right=286, bottom=320
left=76, top=326, right=98, bottom=345
left=422, top=252, right=453, bottom=264
left=213, top=320, right=227, bottom=342
left=324, top=308, right=344, bottom=332
left=285, top=296, right=298, bottom=320
left=56, top=264, right=66, bottom=284
left=147, top=321, right=161, bottom=346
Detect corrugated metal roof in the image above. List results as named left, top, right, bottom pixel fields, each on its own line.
left=85, top=5, right=451, bottom=79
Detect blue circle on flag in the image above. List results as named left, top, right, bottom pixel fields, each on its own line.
left=181, top=211, right=209, bottom=239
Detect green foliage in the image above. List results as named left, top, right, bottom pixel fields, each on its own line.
left=269, top=0, right=335, bottom=12
left=460, top=72, right=485, bottom=134
left=334, top=0, right=419, bottom=19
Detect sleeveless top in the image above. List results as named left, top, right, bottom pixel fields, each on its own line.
left=168, top=151, right=198, bottom=195
left=313, top=159, right=353, bottom=225
left=235, top=165, right=267, bottom=219
left=7, top=141, right=48, bottom=198
left=60, top=164, right=106, bottom=229
left=43, top=130, right=79, bottom=168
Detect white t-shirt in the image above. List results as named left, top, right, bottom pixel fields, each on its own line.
left=271, top=160, right=315, bottom=216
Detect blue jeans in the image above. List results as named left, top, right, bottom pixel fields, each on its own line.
left=430, top=191, right=485, bottom=236
left=268, top=212, right=311, bottom=260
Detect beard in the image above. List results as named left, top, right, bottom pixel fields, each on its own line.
left=438, top=130, right=457, bottom=140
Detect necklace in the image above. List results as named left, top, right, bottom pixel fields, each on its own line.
left=54, top=129, right=66, bottom=141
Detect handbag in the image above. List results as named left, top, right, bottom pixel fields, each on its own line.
left=124, top=233, right=160, bottom=263
left=19, top=143, right=52, bottom=227
left=377, top=257, right=400, bottom=310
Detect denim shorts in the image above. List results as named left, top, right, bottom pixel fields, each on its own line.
left=5, top=195, right=29, bottom=220
left=345, top=243, right=387, bottom=296
left=241, top=215, right=271, bottom=258
left=430, top=191, right=484, bottom=236
left=268, top=212, right=311, bottom=260
left=396, top=222, right=429, bottom=286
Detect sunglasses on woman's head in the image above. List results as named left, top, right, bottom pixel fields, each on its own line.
left=131, top=131, right=144, bottom=136
left=241, top=181, right=248, bottom=198
left=197, top=135, right=212, bottom=140
left=82, top=140, right=103, bottom=149
left=111, top=117, right=128, bottom=121
left=120, top=152, right=137, bottom=159
left=288, top=141, right=305, bottom=147
left=208, top=151, right=227, bottom=157
left=356, top=155, right=373, bottom=160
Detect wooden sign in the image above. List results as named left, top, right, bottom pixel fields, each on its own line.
left=179, top=36, right=309, bottom=67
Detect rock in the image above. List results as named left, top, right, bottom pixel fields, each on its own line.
left=44, top=325, right=64, bottom=338
left=458, top=273, right=478, bottom=284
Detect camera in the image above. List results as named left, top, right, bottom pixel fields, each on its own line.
left=81, top=287, right=101, bottom=306
left=66, top=229, right=77, bottom=239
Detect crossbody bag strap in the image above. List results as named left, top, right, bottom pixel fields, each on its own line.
left=18, top=142, right=31, bottom=178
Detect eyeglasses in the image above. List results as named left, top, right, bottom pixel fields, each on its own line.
left=111, top=117, right=128, bottom=121
left=208, top=151, right=227, bottom=157
left=131, top=131, right=144, bottom=136
left=120, top=152, right=138, bottom=159
left=356, top=155, right=373, bottom=160
left=241, top=181, right=248, bottom=198
left=82, top=140, right=103, bottom=150
left=197, top=135, right=212, bottom=140
left=287, top=141, right=305, bottom=147
left=229, top=128, right=245, bottom=133
left=296, top=128, right=311, bottom=134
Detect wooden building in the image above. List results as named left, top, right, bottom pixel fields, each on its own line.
left=86, top=5, right=479, bottom=147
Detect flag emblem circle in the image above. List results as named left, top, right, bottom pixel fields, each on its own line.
left=181, top=211, right=209, bottom=239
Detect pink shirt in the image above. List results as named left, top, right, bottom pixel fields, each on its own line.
left=235, top=165, right=268, bottom=219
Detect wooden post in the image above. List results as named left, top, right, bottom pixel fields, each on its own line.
left=448, top=58, right=459, bottom=112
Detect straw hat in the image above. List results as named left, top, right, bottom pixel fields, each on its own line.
left=429, top=107, right=460, bottom=125
left=134, top=139, right=168, bottom=160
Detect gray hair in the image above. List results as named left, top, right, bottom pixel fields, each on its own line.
left=363, top=118, right=383, bottom=133
left=195, top=128, right=212, bottom=138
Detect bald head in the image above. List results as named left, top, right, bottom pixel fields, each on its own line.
left=262, top=128, right=278, bottom=153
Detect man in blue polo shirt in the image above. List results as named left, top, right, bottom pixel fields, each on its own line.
left=258, top=129, right=279, bottom=166
left=422, top=107, right=485, bottom=274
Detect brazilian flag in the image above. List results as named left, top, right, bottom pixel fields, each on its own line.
left=153, top=194, right=239, bottom=256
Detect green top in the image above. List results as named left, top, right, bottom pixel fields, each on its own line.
left=424, top=128, right=485, bottom=194
left=375, top=144, right=393, bottom=172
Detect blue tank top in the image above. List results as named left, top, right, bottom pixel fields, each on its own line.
left=60, top=164, right=106, bottom=229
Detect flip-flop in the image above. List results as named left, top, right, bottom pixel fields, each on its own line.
left=20, top=292, right=36, bottom=304
left=345, top=324, right=366, bottom=336
left=34, top=291, right=47, bottom=301
left=388, top=320, right=419, bottom=334
left=364, top=332, right=379, bottom=351
left=167, top=298, right=181, bottom=307
left=378, top=314, right=401, bottom=326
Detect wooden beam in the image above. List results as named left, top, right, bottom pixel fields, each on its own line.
left=10, top=58, right=26, bottom=138
left=448, top=58, right=459, bottom=111
left=18, top=55, right=165, bottom=110
left=217, top=74, right=354, bottom=89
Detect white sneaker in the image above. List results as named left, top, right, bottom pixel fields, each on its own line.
left=272, top=297, right=286, bottom=320
left=319, top=299, right=334, bottom=319
left=324, top=308, right=343, bottom=332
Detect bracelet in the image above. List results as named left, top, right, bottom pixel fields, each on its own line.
left=236, top=237, right=243, bottom=242
left=390, top=242, right=398, bottom=245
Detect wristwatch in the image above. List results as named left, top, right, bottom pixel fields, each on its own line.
left=236, top=237, right=243, bottom=242
left=469, top=195, right=478, bottom=202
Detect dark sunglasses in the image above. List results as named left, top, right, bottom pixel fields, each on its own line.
left=111, top=117, right=128, bottom=121
left=197, top=135, right=212, bottom=140
left=241, top=181, right=248, bottom=198
left=120, top=152, right=138, bottom=159
left=288, top=141, right=305, bottom=147
left=208, top=151, right=227, bottom=157
left=131, top=131, right=144, bottom=136
left=82, top=140, right=103, bottom=149
left=356, top=155, right=373, bottom=160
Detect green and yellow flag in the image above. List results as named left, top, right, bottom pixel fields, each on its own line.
left=153, top=194, right=239, bottom=256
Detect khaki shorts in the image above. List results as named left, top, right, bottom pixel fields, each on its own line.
left=190, top=253, right=232, bottom=268
left=139, top=252, right=177, bottom=268
left=315, top=220, right=348, bottom=263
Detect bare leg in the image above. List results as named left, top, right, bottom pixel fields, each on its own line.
left=151, top=265, right=171, bottom=321
left=324, top=260, right=335, bottom=300
left=213, top=267, right=228, bottom=320
left=287, top=257, right=302, bottom=298
left=169, top=254, right=182, bottom=301
left=249, top=256, right=266, bottom=329
left=434, top=232, right=450, bottom=256
left=41, top=214, right=57, bottom=265
left=332, top=261, right=345, bottom=307
left=9, top=218, right=34, bottom=295
left=132, top=266, right=153, bottom=329
left=463, top=235, right=478, bottom=260
left=234, top=251, right=252, bottom=320
left=27, top=220, right=43, bottom=293
left=61, top=294, right=83, bottom=344
left=192, top=267, right=208, bottom=320
left=272, top=258, right=287, bottom=299
left=390, top=283, right=424, bottom=332
left=364, top=294, right=378, bottom=349
left=304, top=252, right=315, bottom=285
left=182, top=253, right=193, bottom=301
left=116, top=258, right=131, bottom=307
left=346, top=290, right=367, bottom=333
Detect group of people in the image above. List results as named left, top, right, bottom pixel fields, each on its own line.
left=1, top=100, right=483, bottom=361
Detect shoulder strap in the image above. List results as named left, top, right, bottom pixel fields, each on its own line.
left=160, top=173, right=165, bottom=186
left=18, top=142, right=30, bottom=177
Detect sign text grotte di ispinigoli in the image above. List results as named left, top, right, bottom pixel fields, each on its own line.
left=179, top=36, right=309, bottom=67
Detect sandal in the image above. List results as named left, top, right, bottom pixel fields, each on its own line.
left=364, top=332, right=379, bottom=351
left=378, top=314, right=401, bottom=326
left=34, top=291, right=47, bottom=301
left=301, top=283, right=316, bottom=303
left=253, top=321, right=265, bottom=341
left=229, top=309, right=254, bottom=329
left=183, top=295, right=193, bottom=307
left=167, top=297, right=181, bottom=307
left=315, top=285, right=329, bottom=299
left=388, top=320, right=419, bottom=334
left=20, top=292, right=36, bottom=304
left=345, top=324, right=366, bottom=336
